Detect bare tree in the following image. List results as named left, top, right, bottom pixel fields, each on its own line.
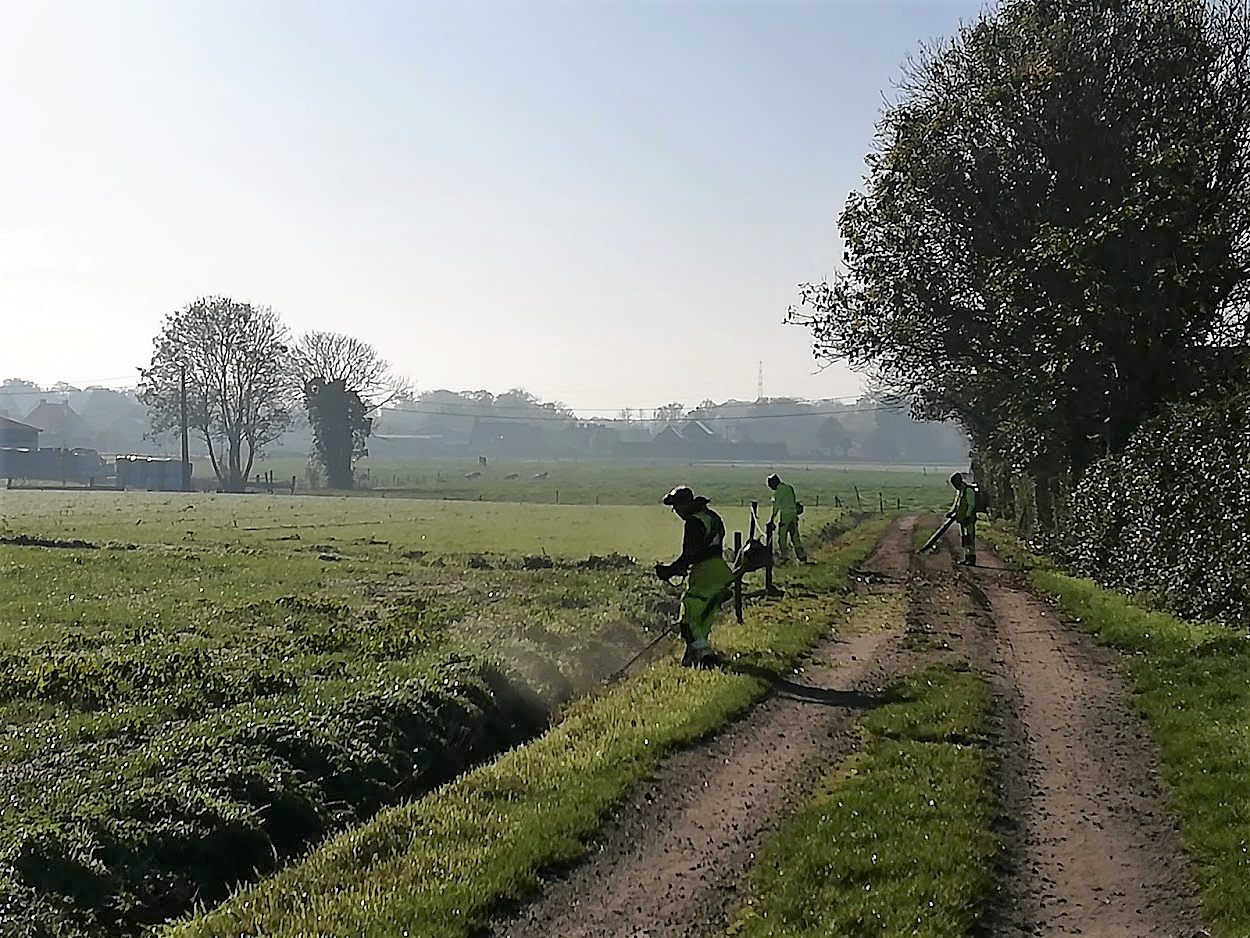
left=289, top=331, right=402, bottom=403
left=139, top=297, right=294, bottom=492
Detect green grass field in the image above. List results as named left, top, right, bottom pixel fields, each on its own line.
left=0, top=488, right=719, bottom=935
left=0, top=481, right=871, bottom=937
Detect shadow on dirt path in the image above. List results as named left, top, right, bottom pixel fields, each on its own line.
left=487, top=517, right=921, bottom=938
left=923, top=524, right=1209, bottom=938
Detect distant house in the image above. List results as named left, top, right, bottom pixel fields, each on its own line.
left=679, top=419, right=718, bottom=442
left=0, top=415, right=39, bottom=450
left=24, top=399, right=93, bottom=449
left=614, top=422, right=788, bottom=462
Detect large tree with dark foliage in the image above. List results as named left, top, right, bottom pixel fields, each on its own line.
left=291, top=331, right=398, bottom=489
left=788, top=0, right=1250, bottom=525
left=139, top=297, right=294, bottom=492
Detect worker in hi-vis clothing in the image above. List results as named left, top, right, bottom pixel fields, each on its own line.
left=766, top=473, right=807, bottom=563
left=948, top=472, right=978, bottom=566
left=655, top=486, right=734, bottom=669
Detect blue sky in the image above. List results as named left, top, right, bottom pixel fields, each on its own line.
left=1, top=0, right=987, bottom=414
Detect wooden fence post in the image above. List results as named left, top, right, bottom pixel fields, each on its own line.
left=765, top=524, right=779, bottom=596
left=733, top=530, right=744, bottom=624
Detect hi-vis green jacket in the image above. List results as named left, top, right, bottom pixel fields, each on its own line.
left=950, top=484, right=979, bottom=525
left=770, top=482, right=799, bottom=524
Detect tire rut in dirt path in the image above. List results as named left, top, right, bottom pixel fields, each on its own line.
left=486, top=517, right=921, bottom=938
left=924, top=531, right=1208, bottom=938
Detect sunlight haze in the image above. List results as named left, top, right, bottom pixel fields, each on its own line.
left=1, top=0, right=986, bottom=411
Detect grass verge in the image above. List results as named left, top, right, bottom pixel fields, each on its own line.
left=727, top=661, right=995, bottom=938
left=169, top=517, right=891, bottom=937
left=985, top=525, right=1250, bottom=936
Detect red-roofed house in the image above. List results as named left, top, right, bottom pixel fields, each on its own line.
left=24, top=399, right=93, bottom=449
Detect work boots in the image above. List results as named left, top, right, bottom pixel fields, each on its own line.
left=681, top=644, right=720, bottom=669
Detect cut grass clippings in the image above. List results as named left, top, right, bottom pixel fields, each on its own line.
left=727, top=661, right=995, bottom=938
left=985, top=526, right=1250, bottom=937
left=169, top=518, right=893, bottom=938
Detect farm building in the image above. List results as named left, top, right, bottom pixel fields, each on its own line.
left=0, top=416, right=41, bottom=480
left=0, top=415, right=40, bottom=450
left=613, top=423, right=789, bottom=462
left=115, top=455, right=188, bottom=491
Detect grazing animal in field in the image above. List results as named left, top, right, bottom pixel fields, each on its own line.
left=465, top=471, right=482, bottom=479
left=478, top=456, right=488, bottom=468
left=532, top=471, right=548, bottom=480
left=504, top=472, right=519, bottom=480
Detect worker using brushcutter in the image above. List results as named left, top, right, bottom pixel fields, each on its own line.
left=654, top=486, right=734, bottom=669
left=948, top=472, right=979, bottom=566
left=765, top=473, right=807, bottom=563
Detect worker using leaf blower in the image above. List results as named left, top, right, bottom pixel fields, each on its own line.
left=765, top=473, right=807, bottom=563
left=948, top=472, right=979, bottom=566
left=655, top=486, right=735, bottom=669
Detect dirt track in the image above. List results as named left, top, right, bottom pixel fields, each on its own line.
left=488, top=518, right=1209, bottom=938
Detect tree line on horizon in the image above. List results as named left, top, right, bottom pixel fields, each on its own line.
left=0, top=360, right=968, bottom=493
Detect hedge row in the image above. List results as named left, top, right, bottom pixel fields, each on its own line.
left=1062, top=391, right=1250, bottom=626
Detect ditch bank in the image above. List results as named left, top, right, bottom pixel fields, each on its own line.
left=165, top=516, right=885, bottom=937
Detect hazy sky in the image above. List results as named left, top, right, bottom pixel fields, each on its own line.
left=2, top=0, right=986, bottom=414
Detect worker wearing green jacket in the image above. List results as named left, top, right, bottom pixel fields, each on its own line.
left=766, top=473, right=807, bottom=563
left=948, top=472, right=979, bottom=566
left=655, top=486, right=734, bottom=669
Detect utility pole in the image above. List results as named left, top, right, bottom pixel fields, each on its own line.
left=757, top=361, right=763, bottom=401
left=180, top=363, right=191, bottom=492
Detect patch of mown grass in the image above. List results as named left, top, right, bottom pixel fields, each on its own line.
left=727, top=661, right=995, bottom=938
left=167, top=517, right=890, bottom=938
left=984, top=526, right=1250, bottom=936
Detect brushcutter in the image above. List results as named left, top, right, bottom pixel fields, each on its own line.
left=605, top=571, right=688, bottom=683
left=918, top=516, right=955, bottom=553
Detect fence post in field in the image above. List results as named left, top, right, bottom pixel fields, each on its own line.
left=896, top=497, right=901, bottom=510
left=555, top=490, right=559, bottom=504
left=749, top=501, right=758, bottom=541
left=734, top=530, right=744, bottom=624
left=815, top=494, right=820, bottom=507
left=764, top=521, right=773, bottom=584
left=765, top=524, right=782, bottom=597
left=854, top=486, right=862, bottom=510
left=879, top=492, right=884, bottom=512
